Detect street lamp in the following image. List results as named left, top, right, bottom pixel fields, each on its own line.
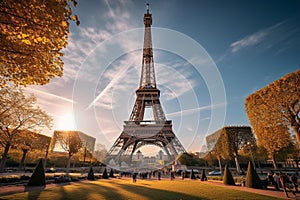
left=247, top=142, right=256, bottom=169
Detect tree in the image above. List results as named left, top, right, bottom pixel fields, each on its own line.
left=212, top=126, right=255, bottom=174
left=257, top=126, right=290, bottom=169
left=13, top=130, right=51, bottom=169
left=93, top=143, right=108, bottom=162
left=245, top=70, right=300, bottom=148
left=0, top=86, right=52, bottom=172
left=51, top=130, right=83, bottom=174
left=0, top=0, right=79, bottom=87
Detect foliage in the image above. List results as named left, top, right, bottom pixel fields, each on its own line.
left=178, top=152, right=204, bottom=166
left=0, top=0, right=79, bottom=87
left=0, top=86, right=52, bottom=172
left=245, top=70, right=300, bottom=149
left=245, top=161, right=263, bottom=189
left=102, top=168, right=108, bottom=179
left=93, top=143, right=108, bottom=162
left=200, top=169, right=207, bottom=181
left=51, top=131, right=83, bottom=173
left=211, top=126, right=255, bottom=173
left=109, top=168, right=115, bottom=178
left=28, top=158, right=46, bottom=186
left=87, top=167, right=95, bottom=180
left=223, top=165, right=235, bottom=185
left=13, top=130, right=51, bottom=168
left=190, top=169, right=196, bottom=180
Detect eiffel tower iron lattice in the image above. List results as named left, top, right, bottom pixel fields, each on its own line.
left=105, top=4, right=186, bottom=168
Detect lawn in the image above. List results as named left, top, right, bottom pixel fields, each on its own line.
left=0, top=178, right=282, bottom=200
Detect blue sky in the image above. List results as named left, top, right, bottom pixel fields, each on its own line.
left=26, top=0, right=300, bottom=155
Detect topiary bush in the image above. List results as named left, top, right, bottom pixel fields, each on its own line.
left=102, top=168, right=109, bottom=179
left=27, top=158, right=46, bottom=186
left=87, top=167, right=95, bottom=180
left=245, top=161, right=263, bottom=189
left=109, top=168, right=115, bottom=178
left=190, top=169, right=196, bottom=180
left=200, top=169, right=207, bottom=181
left=223, top=164, right=235, bottom=185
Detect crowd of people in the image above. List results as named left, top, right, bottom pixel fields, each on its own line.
left=267, top=171, right=298, bottom=197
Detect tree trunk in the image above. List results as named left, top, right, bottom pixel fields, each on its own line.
left=217, top=157, right=222, bottom=175
left=44, top=149, right=49, bottom=169
left=234, top=155, right=241, bottom=174
left=19, top=149, right=28, bottom=169
left=291, top=125, right=300, bottom=149
left=271, top=154, right=277, bottom=169
left=0, top=142, right=11, bottom=172
left=66, top=154, right=71, bottom=175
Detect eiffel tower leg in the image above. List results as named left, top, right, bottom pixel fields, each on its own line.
left=129, top=141, right=138, bottom=162
left=163, top=146, right=173, bottom=161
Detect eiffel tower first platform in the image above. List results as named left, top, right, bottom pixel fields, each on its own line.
left=105, top=4, right=186, bottom=168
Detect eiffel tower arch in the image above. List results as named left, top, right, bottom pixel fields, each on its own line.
left=105, top=4, right=186, bottom=169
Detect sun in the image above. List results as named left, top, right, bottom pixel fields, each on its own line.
left=58, top=114, right=77, bottom=130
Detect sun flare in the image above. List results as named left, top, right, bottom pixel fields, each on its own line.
left=58, top=114, right=77, bottom=130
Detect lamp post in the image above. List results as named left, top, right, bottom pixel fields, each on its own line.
left=247, top=142, right=256, bottom=169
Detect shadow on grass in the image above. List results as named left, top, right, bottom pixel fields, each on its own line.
left=109, top=181, right=210, bottom=200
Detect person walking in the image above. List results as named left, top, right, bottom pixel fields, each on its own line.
left=273, top=173, right=280, bottom=190
left=292, top=172, right=298, bottom=192
left=280, top=172, right=296, bottom=198
left=132, top=173, right=137, bottom=183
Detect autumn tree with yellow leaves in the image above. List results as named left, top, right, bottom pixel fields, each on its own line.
left=0, top=0, right=79, bottom=87
left=0, top=86, right=52, bottom=172
left=245, top=70, right=300, bottom=168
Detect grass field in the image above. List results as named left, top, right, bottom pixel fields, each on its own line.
left=0, top=178, right=282, bottom=200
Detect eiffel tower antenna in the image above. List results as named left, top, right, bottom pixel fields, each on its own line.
left=105, top=4, right=186, bottom=169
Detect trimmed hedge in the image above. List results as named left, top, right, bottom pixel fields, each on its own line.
left=102, top=168, right=109, bottom=179
left=223, top=165, right=235, bottom=185
left=87, top=167, right=95, bottom=180
left=245, top=161, right=263, bottom=189
left=28, top=158, right=46, bottom=186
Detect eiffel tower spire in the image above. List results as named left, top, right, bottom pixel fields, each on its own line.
left=140, top=3, right=156, bottom=89
left=105, top=4, right=186, bottom=169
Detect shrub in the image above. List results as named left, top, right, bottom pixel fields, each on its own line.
left=200, top=169, right=207, bottom=181
left=245, top=161, right=263, bottom=189
left=190, top=169, right=196, bottom=179
left=87, top=167, right=95, bottom=180
left=223, top=164, right=235, bottom=185
left=109, top=168, right=115, bottom=178
left=27, top=158, right=46, bottom=186
left=102, top=168, right=109, bottom=179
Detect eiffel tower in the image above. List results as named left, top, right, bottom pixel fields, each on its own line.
left=106, top=4, right=186, bottom=167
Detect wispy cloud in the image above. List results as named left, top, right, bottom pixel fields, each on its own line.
left=25, top=87, right=75, bottom=103
left=166, top=103, right=225, bottom=118
left=230, top=31, right=268, bottom=53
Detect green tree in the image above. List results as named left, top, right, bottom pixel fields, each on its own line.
left=0, top=86, right=52, bottom=172
left=0, top=0, right=79, bottom=87
left=245, top=70, right=300, bottom=148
